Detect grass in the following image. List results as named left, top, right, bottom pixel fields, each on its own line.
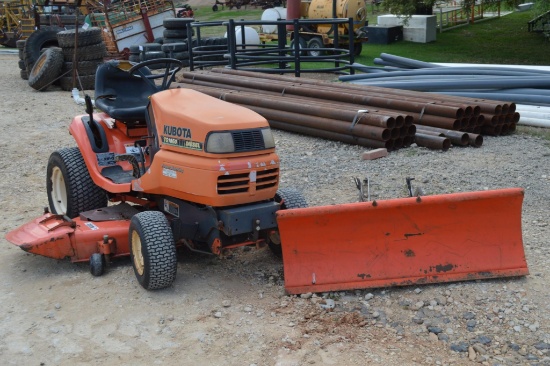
left=517, top=126, right=550, bottom=143
left=356, top=11, right=550, bottom=66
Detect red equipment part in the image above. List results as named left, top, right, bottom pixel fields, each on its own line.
left=6, top=212, right=131, bottom=263
left=276, top=188, right=528, bottom=295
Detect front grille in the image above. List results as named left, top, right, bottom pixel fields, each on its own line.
left=232, top=130, right=265, bottom=152
left=217, top=168, right=279, bottom=195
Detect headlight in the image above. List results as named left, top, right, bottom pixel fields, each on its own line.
left=261, top=128, right=275, bottom=149
left=206, top=128, right=276, bottom=153
left=206, top=132, right=235, bottom=153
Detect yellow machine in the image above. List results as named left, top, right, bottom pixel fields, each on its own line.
left=286, top=0, right=368, bottom=56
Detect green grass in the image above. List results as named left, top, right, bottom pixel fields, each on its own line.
left=357, top=11, right=550, bottom=65
left=516, top=126, right=550, bottom=142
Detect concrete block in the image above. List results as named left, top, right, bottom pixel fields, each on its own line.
left=362, top=148, right=388, bottom=160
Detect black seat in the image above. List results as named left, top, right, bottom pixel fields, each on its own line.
left=94, top=60, right=156, bottom=123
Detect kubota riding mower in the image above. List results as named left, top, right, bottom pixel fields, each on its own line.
left=5, top=59, right=528, bottom=293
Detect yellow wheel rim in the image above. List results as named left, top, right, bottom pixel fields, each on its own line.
left=131, top=230, right=145, bottom=276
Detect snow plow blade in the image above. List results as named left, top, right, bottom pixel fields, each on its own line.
left=277, top=188, right=528, bottom=295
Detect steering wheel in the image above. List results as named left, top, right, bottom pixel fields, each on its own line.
left=128, top=58, right=184, bottom=91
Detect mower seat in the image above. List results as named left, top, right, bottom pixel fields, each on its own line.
left=94, top=60, right=156, bottom=123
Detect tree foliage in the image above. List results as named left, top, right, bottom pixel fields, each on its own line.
left=379, top=0, right=545, bottom=19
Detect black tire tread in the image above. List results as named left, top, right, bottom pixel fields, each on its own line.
left=47, top=147, right=107, bottom=217
left=161, top=42, right=187, bottom=52
left=268, top=188, right=308, bottom=257
left=62, top=60, right=103, bottom=75
left=90, top=253, right=105, bottom=276
left=60, top=75, right=96, bottom=91
left=163, top=17, right=194, bottom=29
left=24, top=26, right=63, bottom=70
left=56, top=27, right=103, bottom=48
left=62, top=43, right=106, bottom=62
left=28, top=48, right=64, bottom=91
left=130, top=211, right=177, bottom=290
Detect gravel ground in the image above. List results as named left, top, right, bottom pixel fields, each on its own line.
left=0, top=51, right=549, bottom=365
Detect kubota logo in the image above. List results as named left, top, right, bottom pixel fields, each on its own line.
left=163, top=125, right=192, bottom=139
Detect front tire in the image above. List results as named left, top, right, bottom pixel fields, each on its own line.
left=47, top=147, right=107, bottom=218
left=129, top=211, right=177, bottom=290
left=268, top=188, right=308, bottom=258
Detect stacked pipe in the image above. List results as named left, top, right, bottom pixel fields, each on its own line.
left=174, top=69, right=497, bottom=150
left=342, top=53, right=550, bottom=130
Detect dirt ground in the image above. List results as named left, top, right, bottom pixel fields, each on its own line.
left=0, top=50, right=549, bottom=366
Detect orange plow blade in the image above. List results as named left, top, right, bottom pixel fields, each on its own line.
left=276, top=188, right=528, bottom=295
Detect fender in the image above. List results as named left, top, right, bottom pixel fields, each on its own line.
left=69, top=113, right=135, bottom=193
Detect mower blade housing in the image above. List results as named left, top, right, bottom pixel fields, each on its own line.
left=5, top=213, right=131, bottom=262
left=277, top=188, right=528, bottom=295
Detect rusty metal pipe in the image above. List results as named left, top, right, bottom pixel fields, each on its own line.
left=416, top=125, right=469, bottom=146
left=181, top=72, right=466, bottom=119
left=239, top=105, right=392, bottom=141
left=176, top=81, right=404, bottom=128
left=210, top=69, right=482, bottom=117
left=410, top=114, right=461, bottom=130
left=268, top=120, right=395, bottom=150
left=415, top=133, right=451, bottom=150
left=467, top=133, right=483, bottom=147
left=206, top=88, right=397, bottom=129
left=178, top=79, right=420, bottom=126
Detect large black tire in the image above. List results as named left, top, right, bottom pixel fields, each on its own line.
left=16, top=39, right=26, bottom=50
left=268, top=188, right=308, bottom=258
left=129, top=55, right=140, bottom=63
left=161, top=42, right=187, bottom=53
left=140, top=50, right=167, bottom=61
left=307, top=37, right=324, bottom=57
left=62, top=60, right=103, bottom=75
left=23, top=26, right=63, bottom=71
left=18, top=59, right=26, bottom=70
left=28, top=48, right=64, bottom=91
left=163, top=17, right=193, bottom=29
left=62, top=43, right=106, bottom=62
left=139, top=43, right=162, bottom=52
left=353, top=42, right=363, bottom=56
left=172, top=51, right=189, bottom=61
left=163, top=37, right=188, bottom=44
left=56, top=27, right=103, bottom=48
left=59, top=75, right=96, bottom=91
left=20, top=69, right=29, bottom=80
left=129, top=211, right=177, bottom=290
left=129, top=45, right=140, bottom=54
left=47, top=147, right=107, bottom=218
left=163, top=28, right=192, bottom=39
left=289, top=37, right=307, bottom=56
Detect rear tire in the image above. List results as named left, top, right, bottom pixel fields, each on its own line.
left=47, top=147, right=107, bottom=218
left=129, top=211, right=177, bottom=290
left=268, top=188, right=308, bottom=258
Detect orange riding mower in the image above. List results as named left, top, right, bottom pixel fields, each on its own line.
left=6, top=59, right=528, bottom=293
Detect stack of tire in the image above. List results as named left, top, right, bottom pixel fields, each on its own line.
left=162, top=17, right=194, bottom=66
left=18, top=26, right=64, bottom=81
left=56, top=27, right=106, bottom=91
left=191, top=37, right=228, bottom=64
left=16, top=40, right=28, bottom=80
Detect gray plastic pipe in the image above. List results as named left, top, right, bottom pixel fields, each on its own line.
left=348, top=77, right=550, bottom=91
